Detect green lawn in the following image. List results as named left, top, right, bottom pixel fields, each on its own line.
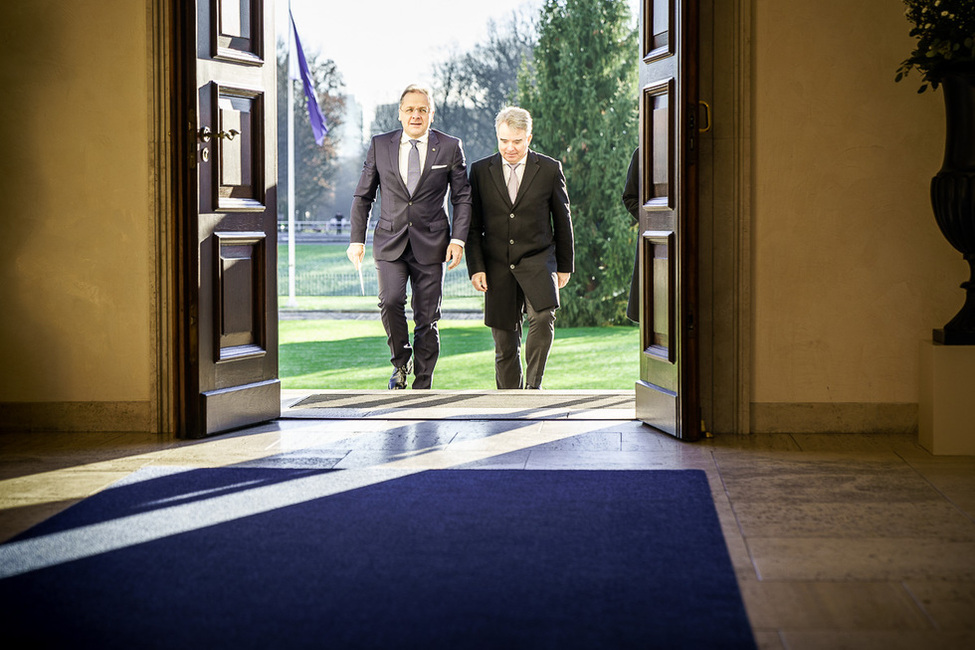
left=277, top=242, right=640, bottom=389
left=278, top=243, right=477, bottom=301
left=278, top=295, right=484, bottom=312
left=280, top=319, right=640, bottom=390
left=279, top=243, right=349, bottom=266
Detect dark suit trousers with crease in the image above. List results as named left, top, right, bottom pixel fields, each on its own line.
left=491, top=299, right=556, bottom=389
left=376, top=242, right=443, bottom=389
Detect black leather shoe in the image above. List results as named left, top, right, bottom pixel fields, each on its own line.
left=388, top=360, right=412, bottom=389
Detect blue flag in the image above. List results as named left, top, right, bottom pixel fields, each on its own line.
left=290, top=10, right=328, bottom=146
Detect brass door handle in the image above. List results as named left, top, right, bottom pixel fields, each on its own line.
left=197, top=126, right=240, bottom=142
left=698, top=101, right=712, bottom=133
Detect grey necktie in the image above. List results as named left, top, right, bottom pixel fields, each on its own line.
left=507, top=162, right=520, bottom=203
left=407, top=139, right=420, bottom=194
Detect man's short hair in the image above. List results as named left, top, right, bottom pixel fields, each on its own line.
left=400, top=84, right=435, bottom=113
left=495, top=106, right=532, bottom=135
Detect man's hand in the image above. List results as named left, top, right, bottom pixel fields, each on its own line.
left=347, top=243, right=365, bottom=270
left=556, top=272, right=571, bottom=289
left=445, top=243, right=464, bottom=270
left=471, top=272, right=488, bottom=292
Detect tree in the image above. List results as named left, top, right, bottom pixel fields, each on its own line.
left=370, top=102, right=400, bottom=135
left=518, top=0, right=638, bottom=326
left=430, top=11, right=537, bottom=164
left=276, top=40, right=346, bottom=221
left=366, top=11, right=536, bottom=163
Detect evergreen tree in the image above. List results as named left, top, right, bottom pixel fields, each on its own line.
left=518, top=0, right=638, bottom=326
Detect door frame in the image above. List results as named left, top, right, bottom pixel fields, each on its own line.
left=148, top=0, right=753, bottom=435
left=696, top=0, right=752, bottom=435
left=149, top=0, right=177, bottom=437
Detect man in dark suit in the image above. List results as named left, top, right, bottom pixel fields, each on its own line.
left=622, top=147, right=640, bottom=323
left=466, top=107, right=574, bottom=389
left=348, top=84, right=472, bottom=389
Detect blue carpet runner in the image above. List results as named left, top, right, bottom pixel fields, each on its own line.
left=0, top=468, right=756, bottom=649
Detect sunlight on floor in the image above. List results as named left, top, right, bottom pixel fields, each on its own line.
left=0, top=418, right=612, bottom=577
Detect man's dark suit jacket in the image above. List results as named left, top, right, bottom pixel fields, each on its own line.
left=350, top=129, right=471, bottom=265
left=622, top=147, right=640, bottom=322
left=466, top=150, right=574, bottom=330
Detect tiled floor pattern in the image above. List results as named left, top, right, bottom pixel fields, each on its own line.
left=1, top=400, right=974, bottom=649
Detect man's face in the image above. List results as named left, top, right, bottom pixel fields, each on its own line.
left=497, top=122, right=532, bottom=164
left=399, top=91, right=433, bottom=138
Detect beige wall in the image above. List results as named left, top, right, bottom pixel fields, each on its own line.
left=751, top=0, right=964, bottom=418
left=0, top=2, right=153, bottom=419
left=0, top=0, right=964, bottom=434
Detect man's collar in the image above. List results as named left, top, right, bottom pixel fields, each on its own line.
left=401, top=131, right=430, bottom=144
left=503, top=152, right=529, bottom=167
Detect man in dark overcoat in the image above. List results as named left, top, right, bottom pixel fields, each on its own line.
left=466, top=106, right=574, bottom=389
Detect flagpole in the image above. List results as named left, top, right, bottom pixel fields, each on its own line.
left=286, top=1, right=297, bottom=309
left=287, top=5, right=328, bottom=311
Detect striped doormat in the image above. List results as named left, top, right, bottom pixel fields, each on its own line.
left=283, top=390, right=635, bottom=420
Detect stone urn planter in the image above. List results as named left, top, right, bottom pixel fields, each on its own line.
left=930, top=71, right=975, bottom=345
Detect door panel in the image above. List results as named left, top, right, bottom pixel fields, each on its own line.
left=212, top=84, right=265, bottom=209
left=644, top=80, right=674, bottom=210
left=642, top=231, right=675, bottom=370
left=214, top=0, right=261, bottom=62
left=215, top=232, right=267, bottom=363
left=635, top=0, right=700, bottom=441
left=177, top=0, right=279, bottom=438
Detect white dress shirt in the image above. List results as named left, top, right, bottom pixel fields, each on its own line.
left=399, top=132, right=429, bottom=186
left=503, top=153, right=528, bottom=186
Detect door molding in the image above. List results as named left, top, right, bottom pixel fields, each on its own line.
left=149, top=0, right=176, bottom=436
left=698, top=0, right=752, bottom=434
left=148, top=0, right=753, bottom=437
left=731, top=0, right=753, bottom=435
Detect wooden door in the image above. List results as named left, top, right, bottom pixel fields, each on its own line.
left=175, top=0, right=280, bottom=438
left=635, top=0, right=700, bottom=441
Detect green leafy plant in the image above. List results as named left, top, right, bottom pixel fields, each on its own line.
left=896, top=0, right=975, bottom=92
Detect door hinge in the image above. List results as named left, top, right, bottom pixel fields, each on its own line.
left=700, top=412, right=712, bottom=438
left=187, top=119, right=198, bottom=169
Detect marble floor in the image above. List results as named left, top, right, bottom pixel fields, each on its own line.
left=1, top=392, right=974, bottom=649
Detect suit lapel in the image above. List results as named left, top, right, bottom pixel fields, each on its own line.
left=488, top=153, right=508, bottom=204
left=416, top=131, right=440, bottom=188
left=517, top=151, right=540, bottom=205
left=387, top=130, right=408, bottom=195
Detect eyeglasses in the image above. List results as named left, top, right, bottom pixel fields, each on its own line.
left=400, top=107, right=430, bottom=115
